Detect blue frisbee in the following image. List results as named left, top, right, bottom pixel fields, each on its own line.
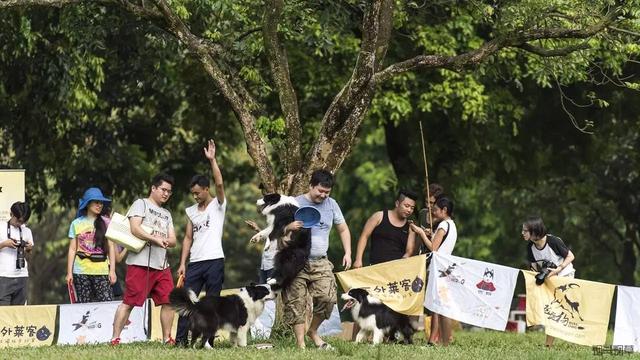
left=294, top=207, right=321, bottom=228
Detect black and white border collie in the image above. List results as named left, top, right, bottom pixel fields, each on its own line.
left=341, top=288, right=415, bottom=345
left=250, top=193, right=311, bottom=290
left=169, top=285, right=275, bottom=348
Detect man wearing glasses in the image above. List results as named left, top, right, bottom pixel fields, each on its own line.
left=111, top=173, right=177, bottom=345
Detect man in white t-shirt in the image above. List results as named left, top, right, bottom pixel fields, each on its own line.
left=0, top=202, right=33, bottom=305
left=175, top=139, right=226, bottom=346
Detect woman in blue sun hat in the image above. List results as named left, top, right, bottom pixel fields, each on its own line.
left=65, top=187, right=117, bottom=303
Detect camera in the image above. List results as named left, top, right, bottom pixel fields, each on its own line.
left=535, top=260, right=558, bottom=285
left=16, top=240, right=27, bottom=269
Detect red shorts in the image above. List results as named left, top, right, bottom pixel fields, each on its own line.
left=123, top=265, right=174, bottom=307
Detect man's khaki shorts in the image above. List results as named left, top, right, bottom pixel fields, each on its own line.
left=282, top=258, right=336, bottom=326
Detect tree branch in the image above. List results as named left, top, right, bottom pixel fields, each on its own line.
left=609, top=26, right=640, bottom=38
left=304, top=0, right=393, bottom=177
left=517, top=41, right=590, bottom=57
left=554, top=77, right=594, bottom=134
left=290, top=0, right=396, bottom=190
left=3, top=0, right=276, bottom=190
left=375, top=7, right=622, bottom=83
left=0, top=0, right=80, bottom=8
left=149, top=0, right=277, bottom=191
left=0, top=0, right=164, bottom=21
left=115, top=0, right=162, bottom=21
left=321, top=1, right=385, bottom=133
left=262, top=0, right=302, bottom=185
left=236, top=27, right=262, bottom=42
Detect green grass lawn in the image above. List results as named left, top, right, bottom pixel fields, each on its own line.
left=2, top=330, right=636, bottom=359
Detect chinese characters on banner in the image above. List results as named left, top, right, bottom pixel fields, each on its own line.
left=524, top=270, right=614, bottom=346
left=335, top=255, right=427, bottom=315
left=0, top=304, right=56, bottom=348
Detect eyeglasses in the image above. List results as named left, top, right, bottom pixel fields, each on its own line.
left=158, top=187, right=173, bottom=195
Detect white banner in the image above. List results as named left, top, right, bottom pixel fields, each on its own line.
left=0, top=169, right=25, bottom=222
left=58, top=301, right=148, bottom=345
left=250, top=299, right=276, bottom=340
left=613, top=286, right=640, bottom=352
left=425, top=252, right=519, bottom=331
left=317, top=305, right=343, bottom=337
left=248, top=300, right=342, bottom=339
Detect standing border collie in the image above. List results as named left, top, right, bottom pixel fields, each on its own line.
left=250, top=194, right=311, bottom=290
left=169, top=285, right=275, bottom=348
left=341, top=288, right=414, bottom=345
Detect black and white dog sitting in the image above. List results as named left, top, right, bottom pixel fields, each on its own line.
left=250, top=193, right=311, bottom=290
left=341, top=288, right=415, bottom=345
left=169, top=285, right=275, bottom=348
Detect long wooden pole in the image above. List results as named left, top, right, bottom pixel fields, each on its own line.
left=418, top=121, right=433, bottom=229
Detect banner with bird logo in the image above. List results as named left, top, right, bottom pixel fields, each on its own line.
left=523, top=271, right=614, bottom=346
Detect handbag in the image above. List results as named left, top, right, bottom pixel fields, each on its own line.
left=105, top=212, right=151, bottom=253
left=77, top=252, right=108, bottom=262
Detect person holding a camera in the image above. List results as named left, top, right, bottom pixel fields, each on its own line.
left=0, top=202, right=34, bottom=305
left=66, top=187, right=117, bottom=303
left=522, top=216, right=575, bottom=347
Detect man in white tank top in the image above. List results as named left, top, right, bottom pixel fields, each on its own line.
left=175, top=139, right=227, bottom=346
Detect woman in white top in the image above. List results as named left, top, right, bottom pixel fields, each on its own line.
left=522, top=216, right=575, bottom=348
left=410, top=196, right=457, bottom=346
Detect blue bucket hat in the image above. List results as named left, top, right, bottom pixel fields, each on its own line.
left=294, top=206, right=321, bottom=228
left=77, top=187, right=111, bottom=217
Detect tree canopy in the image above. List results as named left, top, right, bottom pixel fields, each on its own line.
left=2, top=0, right=639, bottom=197
left=2, top=0, right=640, bottom=303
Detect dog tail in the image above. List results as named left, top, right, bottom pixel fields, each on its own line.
left=169, top=287, right=199, bottom=317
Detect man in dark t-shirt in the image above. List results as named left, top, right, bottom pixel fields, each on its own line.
left=353, top=190, right=417, bottom=268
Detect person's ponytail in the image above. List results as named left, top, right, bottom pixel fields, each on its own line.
left=94, top=216, right=107, bottom=253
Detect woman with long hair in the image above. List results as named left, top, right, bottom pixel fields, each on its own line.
left=66, top=187, right=117, bottom=303
left=410, top=196, right=457, bottom=346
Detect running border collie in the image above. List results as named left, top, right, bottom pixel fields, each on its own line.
left=250, top=193, right=311, bottom=290
left=341, top=288, right=414, bottom=345
left=169, top=285, right=275, bottom=348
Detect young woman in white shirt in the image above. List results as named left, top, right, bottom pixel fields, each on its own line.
left=410, top=196, right=457, bottom=346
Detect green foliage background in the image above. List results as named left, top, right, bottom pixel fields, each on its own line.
left=1, top=1, right=639, bottom=304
